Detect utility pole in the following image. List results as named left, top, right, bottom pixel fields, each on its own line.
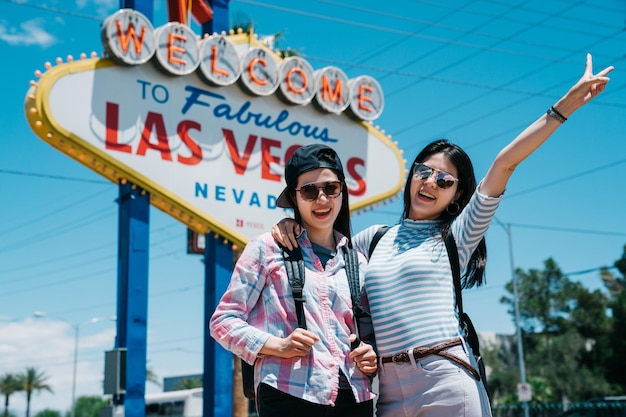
left=34, top=312, right=79, bottom=417
left=494, top=219, right=530, bottom=417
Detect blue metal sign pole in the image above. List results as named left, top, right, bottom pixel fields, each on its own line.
left=115, top=181, right=150, bottom=417
left=203, top=237, right=233, bottom=417
left=202, top=0, right=229, bottom=34
left=115, top=4, right=152, bottom=417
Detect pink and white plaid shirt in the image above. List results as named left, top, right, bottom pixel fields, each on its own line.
left=209, top=230, right=376, bottom=406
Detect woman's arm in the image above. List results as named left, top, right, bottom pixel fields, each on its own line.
left=480, top=53, right=613, bottom=198
left=209, top=237, right=273, bottom=363
left=210, top=234, right=320, bottom=362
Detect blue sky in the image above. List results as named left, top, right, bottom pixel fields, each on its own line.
left=1, top=0, right=625, bottom=415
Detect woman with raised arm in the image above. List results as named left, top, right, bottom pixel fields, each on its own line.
left=210, top=144, right=377, bottom=417
left=272, top=54, right=613, bottom=417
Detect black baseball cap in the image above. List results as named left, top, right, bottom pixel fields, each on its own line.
left=276, top=144, right=345, bottom=208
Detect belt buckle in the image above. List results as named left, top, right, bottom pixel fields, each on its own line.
left=392, top=352, right=409, bottom=363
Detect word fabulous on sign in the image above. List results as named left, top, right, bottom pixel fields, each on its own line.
left=25, top=8, right=404, bottom=248
left=101, top=8, right=384, bottom=121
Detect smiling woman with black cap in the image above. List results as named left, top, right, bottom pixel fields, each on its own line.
left=209, top=144, right=377, bottom=417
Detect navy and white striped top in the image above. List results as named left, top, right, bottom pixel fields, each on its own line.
left=352, top=190, right=501, bottom=357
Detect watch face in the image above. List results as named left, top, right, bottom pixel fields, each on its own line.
left=198, top=35, right=242, bottom=87
left=238, top=47, right=280, bottom=96
left=102, top=9, right=156, bottom=65
left=277, top=57, right=316, bottom=105
left=153, top=22, right=200, bottom=76
left=348, top=76, right=384, bottom=121
left=314, top=66, right=350, bottom=114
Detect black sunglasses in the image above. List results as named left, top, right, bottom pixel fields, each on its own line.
left=413, top=163, right=458, bottom=190
left=295, top=181, right=343, bottom=201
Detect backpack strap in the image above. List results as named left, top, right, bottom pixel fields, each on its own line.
left=443, top=230, right=463, bottom=317
left=242, top=246, right=306, bottom=401
left=342, top=246, right=370, bottom=349
left=283, top=246, right=307, bottom=330
left=443, top=230, right=486, bottom=386
left=368, top=225, right=390, bottom=259
left=342, top=247, right=366, bottom=317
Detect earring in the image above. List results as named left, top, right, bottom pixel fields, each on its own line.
left=446, top=201, right=460, bottom=215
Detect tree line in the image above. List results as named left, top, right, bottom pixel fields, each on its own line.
left=0, top=366, right=188, bottom=417
left=489, top=244, right=626, bottom=403
left=1, top=368, right=51, bottom=417
left=1, top=368, right=108, bottom=417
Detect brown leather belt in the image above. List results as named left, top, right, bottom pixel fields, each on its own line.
left=380, top=338, right=480, bottom=380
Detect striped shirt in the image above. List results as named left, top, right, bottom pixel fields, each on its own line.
left=352, top=190, right=501, bottom=357
left=209, top=230, right=376, bottom=406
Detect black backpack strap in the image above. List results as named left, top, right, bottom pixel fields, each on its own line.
left=443, top=230, right=463, bottom=317
left=243, top=246, right=306, bottom=400
left=342, top=247, right=365, bottom=316
left=342, top=246, right=369, bottom=349
left=283, top=246, right=307, bottom=330
left=443, top=230, right=487, bottom=388
left=368, top=225, right=390, bottom=259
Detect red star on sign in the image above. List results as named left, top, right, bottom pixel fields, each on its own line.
left=167, top=0, right=213, bottom=25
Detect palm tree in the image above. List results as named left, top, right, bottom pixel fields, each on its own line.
left=0, top=373, right=23, bottom=417
left=145, top=366, right=161, bottom=388
left=174, top=378, right=202, bottom=390
left=20, top=368, right=52, bottom=417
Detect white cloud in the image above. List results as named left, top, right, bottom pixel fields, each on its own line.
left=0, top=320, right=116, bottom=417
left=0, top=317, right=205, bottom=417
left=75, top=0, right=118, bottom=17
left=0, top=19, right=56, bottom=48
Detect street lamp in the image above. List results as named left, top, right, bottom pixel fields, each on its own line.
left=33, top=313, right=116, bottom=417
left=493, top=219, right=530, bottom=417
left=33, top=311, right=79, bottom=417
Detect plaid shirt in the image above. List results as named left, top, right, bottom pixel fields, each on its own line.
left=209, top=230, right=376, bottom=406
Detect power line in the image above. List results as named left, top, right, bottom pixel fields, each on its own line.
left=239, top=0, right=622, bottom=66
left=293, top=1, right=625, bottom=152
left=566, top=265, right=618, bottom=277
left=506, top=158, right=626, bottom=199
left=371, top=207, right=626, bottom=238
left=507, top=222, right=626, bottom=237
left=319, top=0, right=597, bottom=66
left=0, top=187, right=112, bottom=236
left=0, top=207, right=116, bottom=253
left=0, top=222, right=181, bottom=277
left=0, top=0, right=105, bottom=20
left=297, top=52, right=624, bottom=111
left=0, top=169, right=109, bottom=184
left=393, top=27, right=625, bottom=145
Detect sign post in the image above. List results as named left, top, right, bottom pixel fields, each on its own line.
left=115, top=181, right=150, bottom=417
left=203, top=236, right=234, bottom=417
left=114, top=3, right=153, bottom=417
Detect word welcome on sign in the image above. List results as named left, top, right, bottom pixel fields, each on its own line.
left=101, top=8, right=384, bottom=121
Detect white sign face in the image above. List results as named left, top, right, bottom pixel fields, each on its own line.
left=25, top=11, right=404, bottom=248
left=517, top=383, right=532, bottom=402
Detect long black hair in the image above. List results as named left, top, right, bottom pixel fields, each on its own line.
left=402, top=139, right=487, bottom=288
left=284, top=170, right=353, bottom=247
